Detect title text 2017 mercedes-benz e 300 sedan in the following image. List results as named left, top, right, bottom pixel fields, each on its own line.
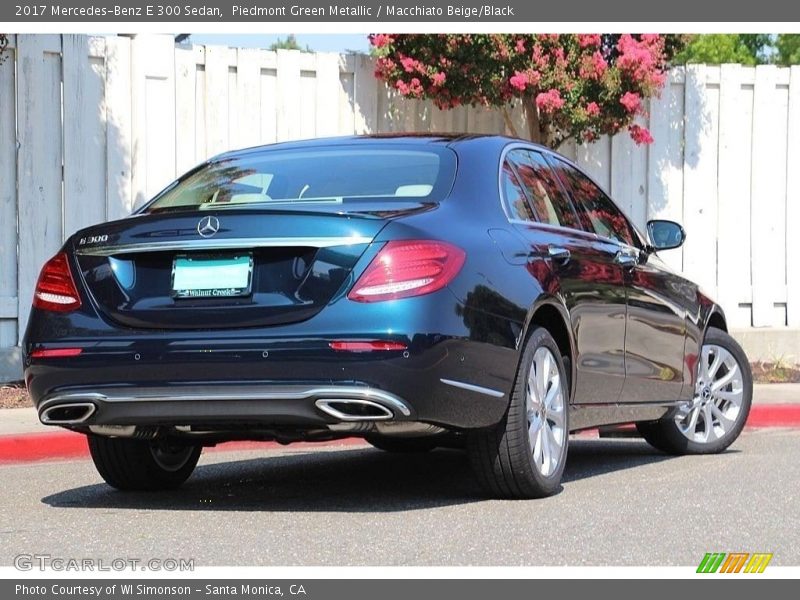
left=24, top=135, right=752, bottom=498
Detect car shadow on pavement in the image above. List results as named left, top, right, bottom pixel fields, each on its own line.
left=41, top=438, right=712, bottom=511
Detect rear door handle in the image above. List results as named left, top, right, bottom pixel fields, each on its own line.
left=547, top=245, right=571, bottom=264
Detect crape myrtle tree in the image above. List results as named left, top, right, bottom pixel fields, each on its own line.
left=370, top=34, right=687, bottom=149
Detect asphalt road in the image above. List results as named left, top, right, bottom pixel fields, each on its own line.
left=0, top=429, right=797, bottom=567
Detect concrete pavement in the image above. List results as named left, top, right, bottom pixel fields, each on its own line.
left=0, top=429, right=797, bottom=566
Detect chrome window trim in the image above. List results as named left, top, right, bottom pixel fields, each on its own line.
left=497, top=141, right=645, bottom=252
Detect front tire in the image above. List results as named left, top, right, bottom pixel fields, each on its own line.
left=88, top=435, right=202, bottom=491
left=467, top=327, right=569, bottom=499
left=636, top=327, right=752, bottom=455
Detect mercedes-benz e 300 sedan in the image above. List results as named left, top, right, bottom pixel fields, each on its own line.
left=24, top=135, right=752, bottom=498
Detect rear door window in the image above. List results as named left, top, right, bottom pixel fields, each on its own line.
left=506, top=149, right=581, bottom=230
left=501, top=160, right=537, bottom=221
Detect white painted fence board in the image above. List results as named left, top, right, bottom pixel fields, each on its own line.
left=174, top=45, right=198, bottom=173
left=717, top=65, right=754, bottom=327
left=610, top=116, right=648, bottom=231
left=788, top=66, right=800, bottom=328
left=15, top=35, right=63, bottom=340
left=338, top=61, right=355, bottom=135
left=276, top=50, right=301, bottom=142
left=204, top=45, right=231, bottom=156
left=354, top=54, right=377, bottom=134
left=576, top=135, right=611, bottom=192
left=235, top=48, right=262, bottom=149
left=105, top=36, right=133, bottom=221
left=259, top=67, right=278, bottom=143
left=299, top=70, right=317, bottom=139
left=682, top=65, right=719, bottom=297
left=314, top=53, right=341, bottom=138
left=0, top=44, right=17, bottom=347
left=751, top=66, right=786, bottom=327
left=63, top=34, right=107, bottom=236
left=0, top=297, right=17, bottom=319
left=131, top=34, right=177, bottom=208
left=646, top=75, right=686, bottom=273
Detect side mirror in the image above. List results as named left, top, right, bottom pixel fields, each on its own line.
left=646, top=220, right=686, bottom=251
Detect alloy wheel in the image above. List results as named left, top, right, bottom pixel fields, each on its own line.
left=526, top=346, right=566, bottom=477
left=675, top=344, right=745, bottom=443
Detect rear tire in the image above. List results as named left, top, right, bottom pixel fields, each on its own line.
left=88, top=435, right=201, bottom=491
left=366, top=436, right=438, bottom=453
left=636, top=327, right=752, bottom=455
left=467, top=327, right=569, bottom=499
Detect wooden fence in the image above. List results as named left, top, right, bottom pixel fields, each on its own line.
left=1, top=33, right=797, bottom=377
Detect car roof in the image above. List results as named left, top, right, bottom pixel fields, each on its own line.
left=214, top=133, right=552, bottom=161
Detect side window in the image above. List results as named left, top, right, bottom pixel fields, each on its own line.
left=550, top=158, right=636, bottom=247
left=501, top=160, right=536, bottom=221
left=507, top=150, right=581, bottom=230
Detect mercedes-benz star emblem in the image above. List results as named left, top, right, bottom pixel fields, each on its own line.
left=197, top=216, right=220, bottom=238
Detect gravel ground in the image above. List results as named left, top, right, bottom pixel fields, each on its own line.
left=0, top=384, right=30, bottom=409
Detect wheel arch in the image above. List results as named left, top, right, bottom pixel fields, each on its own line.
left=705, top=308, right=728, bottom=334
left=522, top=297, right=576, bottom=402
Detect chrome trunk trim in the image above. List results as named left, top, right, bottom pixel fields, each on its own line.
left=74, top=236, right=373, bottom=256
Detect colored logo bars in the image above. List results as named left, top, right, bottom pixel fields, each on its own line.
left=697, top=552, right=773, bottom=573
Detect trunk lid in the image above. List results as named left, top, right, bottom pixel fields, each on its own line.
left=71, top=208, right=411, bottom=330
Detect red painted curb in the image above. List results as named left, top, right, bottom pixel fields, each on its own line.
left=0, top=432, right=366, bottom=465
left=745, top=404, right=800, bottom=428
left=0, top=404, right=798, bottom=465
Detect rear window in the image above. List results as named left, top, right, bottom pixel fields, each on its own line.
left=142, top=146, right=457, bottom=213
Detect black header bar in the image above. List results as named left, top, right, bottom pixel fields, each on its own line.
left=4, top=0, right=800, bottom=23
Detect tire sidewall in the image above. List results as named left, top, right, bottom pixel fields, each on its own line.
left=664, top=328, right=753, bottom=454
left=511, top=327, right=570, bottom=492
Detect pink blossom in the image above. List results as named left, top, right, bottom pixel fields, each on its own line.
left=515, top=38, right=526, bottom=53
left=509, top=71, right=528, bottom=91
left=586, top=102, right=600, bottom=117
left=620, top=91, right=641, bottom=113
left=591, top=51, right=607, bottom=78
left=400, top=56, right=418, bottom=73
left=431, top=72, right=446, bottom=87
left=617, top=34, right=665, bottom=88
left=535, top=89, right=565, bottom=113
left=369, top=34, right=394, bottom=48
left=629, top=124, right=654, bottom=145
left=577, top=34, right=602, bottom=48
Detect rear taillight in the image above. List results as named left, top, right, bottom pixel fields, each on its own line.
left=348, top=240, right=465, bottom=302
left=32, top=253, right=82, bottom=312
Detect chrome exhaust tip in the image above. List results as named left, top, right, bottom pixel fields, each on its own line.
left=39, top=402, right=96, bottom=425
left=315, top=398, right=394, bottom=421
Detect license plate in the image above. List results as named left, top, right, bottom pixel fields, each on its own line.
left=171, top=254, right=253, bottom=298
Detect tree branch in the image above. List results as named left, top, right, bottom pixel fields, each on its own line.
left=501, top=106, right=519, bottom=138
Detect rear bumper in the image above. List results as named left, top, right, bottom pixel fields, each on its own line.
left=24, top=288, right=523, bottom=430
left=37, top=383, right=413, bottom=428
left=25, top=335, right=517, bottom=430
